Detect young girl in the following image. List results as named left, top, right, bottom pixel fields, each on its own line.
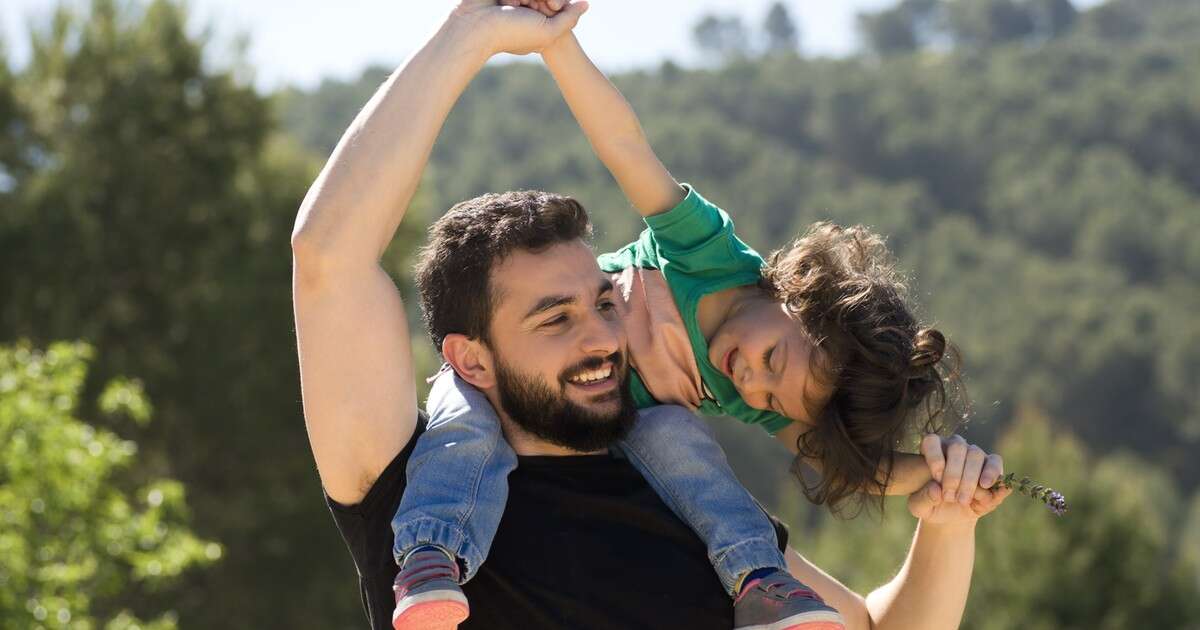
left=391, top=10, right=993, bottom=630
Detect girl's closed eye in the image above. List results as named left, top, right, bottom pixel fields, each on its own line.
left=541, top=314, right=568, bottom=329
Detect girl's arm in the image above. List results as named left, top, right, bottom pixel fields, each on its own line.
left=776, top=424, right=1002, bottom=499
left=788, top=472, right=1011, bottom=630
left=540, top=33, right=686, bottom=216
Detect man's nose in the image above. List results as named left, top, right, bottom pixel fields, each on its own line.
left=580, top=310, right=621, bottom=356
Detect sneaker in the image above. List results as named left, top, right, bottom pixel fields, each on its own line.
left=733, top=570, right=845, bottom=630
left=392, top=547, right=469, bottom=630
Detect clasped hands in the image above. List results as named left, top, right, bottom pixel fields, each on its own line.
left=447, top=0, right=587, bottom=57
left=909, top=434, right=1011, bottom=524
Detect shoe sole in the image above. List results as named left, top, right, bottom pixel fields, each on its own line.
left=736, top=610, right=846, bottom=630
left=392, top=591, right=469, bottom=630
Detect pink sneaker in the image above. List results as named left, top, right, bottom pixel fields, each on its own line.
left=392, top=548, right=469, bottom=630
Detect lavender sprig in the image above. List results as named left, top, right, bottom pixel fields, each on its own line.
left=998, top=473, right=1068, bottom=516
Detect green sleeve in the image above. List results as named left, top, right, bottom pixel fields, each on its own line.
left=641, top=184, right=764, bottom=277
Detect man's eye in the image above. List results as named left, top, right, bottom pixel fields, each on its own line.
left=763, top=345, right=776, bottom=371
left=598, top=301, right=616, bottom=312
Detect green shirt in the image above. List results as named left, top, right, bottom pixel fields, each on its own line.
left=597, top=185, right=793, bottom=435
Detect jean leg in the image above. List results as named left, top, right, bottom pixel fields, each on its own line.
left=391, top=370, right=516, bottom=582
left=617, top=405, right=787, bottom=596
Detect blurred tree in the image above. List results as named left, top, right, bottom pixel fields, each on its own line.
left=0, top=341, right=218, bottom=630
left=1029, top=0, right=1077, bottom=39
left=763, top=2, right=800, bottom=55
left=1081, top=0, right=1145, bottom=41
left=857, top=0, right=940, bottom=56
left=0, top=0, right=430, bottom=626
left=692, top=14, right=751, bottom=61
left=945, top=0, right=1036, bottom=47
left=963, top=408, right=1200, bottom=628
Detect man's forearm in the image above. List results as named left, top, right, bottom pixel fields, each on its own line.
left=541, top=34, right=684, bottom=215
left=292, top=19, right=490, bottom=266
left=865, top=520, right=975, bottom=630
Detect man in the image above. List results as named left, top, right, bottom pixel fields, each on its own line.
left=290, top=2, right=1007, bottom=629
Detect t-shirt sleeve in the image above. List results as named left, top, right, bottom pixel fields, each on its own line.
left=771, top=515, right=789, bottom=552
left=642, top=184, right=764, bottom=277
left=323, top=413, right=427, bottom=630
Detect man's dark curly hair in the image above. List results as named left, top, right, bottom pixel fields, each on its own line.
left=415, top=191, right=592, bottom=351
left=759, top=221, right=966, bottom=515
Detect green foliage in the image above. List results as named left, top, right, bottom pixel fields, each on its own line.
left=965, top=409, right=1200, bottom=628
left=0, top=341, right=218, bottom=629
left=0, top=0, right=432, bottom=626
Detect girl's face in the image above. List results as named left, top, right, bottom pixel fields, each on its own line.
left=707, top=295, right=834, bottom=426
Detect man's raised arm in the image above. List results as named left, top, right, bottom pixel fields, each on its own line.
left=290, top=1, right=587, bottom=505
left=786, top=481, right=1011, bottom=630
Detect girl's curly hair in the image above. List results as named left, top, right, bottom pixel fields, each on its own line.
left=758, top=222, right=966, bottom=516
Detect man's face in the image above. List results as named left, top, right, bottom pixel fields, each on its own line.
left=485, top=239, right=636, bottom=451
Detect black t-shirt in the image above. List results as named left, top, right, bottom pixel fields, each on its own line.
left=326, top=413, right=788, bottom=630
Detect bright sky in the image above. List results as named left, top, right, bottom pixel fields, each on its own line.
left=2, top=0, right=1102, bottom=91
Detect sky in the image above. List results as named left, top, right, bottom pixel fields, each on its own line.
left=1, top=0, right=1102, bottom=91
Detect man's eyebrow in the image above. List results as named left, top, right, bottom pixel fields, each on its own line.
left=522, top=279, right=614, bottom=321
left=523, top=294, right=576, bottom=321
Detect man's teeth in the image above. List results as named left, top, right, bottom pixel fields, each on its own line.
left=568, top=366, right=612, bottom=384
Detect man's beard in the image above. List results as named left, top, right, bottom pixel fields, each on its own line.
left=493, top=351, right=637, bottom=452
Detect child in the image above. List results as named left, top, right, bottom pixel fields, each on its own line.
left=392, top=14, right=973, bottom=630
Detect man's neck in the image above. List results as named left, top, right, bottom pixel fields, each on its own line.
left=481, top=389, right=608, bottom=457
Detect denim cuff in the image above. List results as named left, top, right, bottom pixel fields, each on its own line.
left=710, top=537, right=788, bottom=596
left=392, top=517, right=485, bottom=583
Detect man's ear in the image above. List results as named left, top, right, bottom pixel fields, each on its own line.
left=441, top=333, right=497, bottom=390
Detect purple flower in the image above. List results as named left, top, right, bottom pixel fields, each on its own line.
left=1046, top=491, right=1068, bottom=516
left=998, top=473, right=1068, bottom=517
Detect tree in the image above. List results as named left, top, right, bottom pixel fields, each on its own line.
left=0, top=341, right=218, bottom=629
left=763, top=2, right=800, bottom=54
left=0, top=1, right=370, bottom=626
left=692, top=14, right=751, bottom=61
left=857, top=0, right=940, bottom=56
left=945, top=0, right=1036, bottom=48
left=1030, top=0, right=1077, bottom=39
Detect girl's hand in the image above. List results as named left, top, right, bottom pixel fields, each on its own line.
left=452, top=0, right=588, bottom=57
left=908, top=434, right=1012, bottom=523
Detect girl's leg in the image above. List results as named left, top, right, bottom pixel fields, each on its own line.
left=391, top=369, right=516, bottom=581
left=616, top=404, right=787, bottom=596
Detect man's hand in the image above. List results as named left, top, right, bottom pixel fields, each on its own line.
left=452, top=0, right=588, bottom=56
left=908, top=434, right=1012, bottom=523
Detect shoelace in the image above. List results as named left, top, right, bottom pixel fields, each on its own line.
left=394, top=552, right=459, bottom=596
left=760, top=579, right=820, bottom=602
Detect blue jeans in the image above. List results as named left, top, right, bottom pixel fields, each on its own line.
left=392, top=370, right=787, bottom=596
